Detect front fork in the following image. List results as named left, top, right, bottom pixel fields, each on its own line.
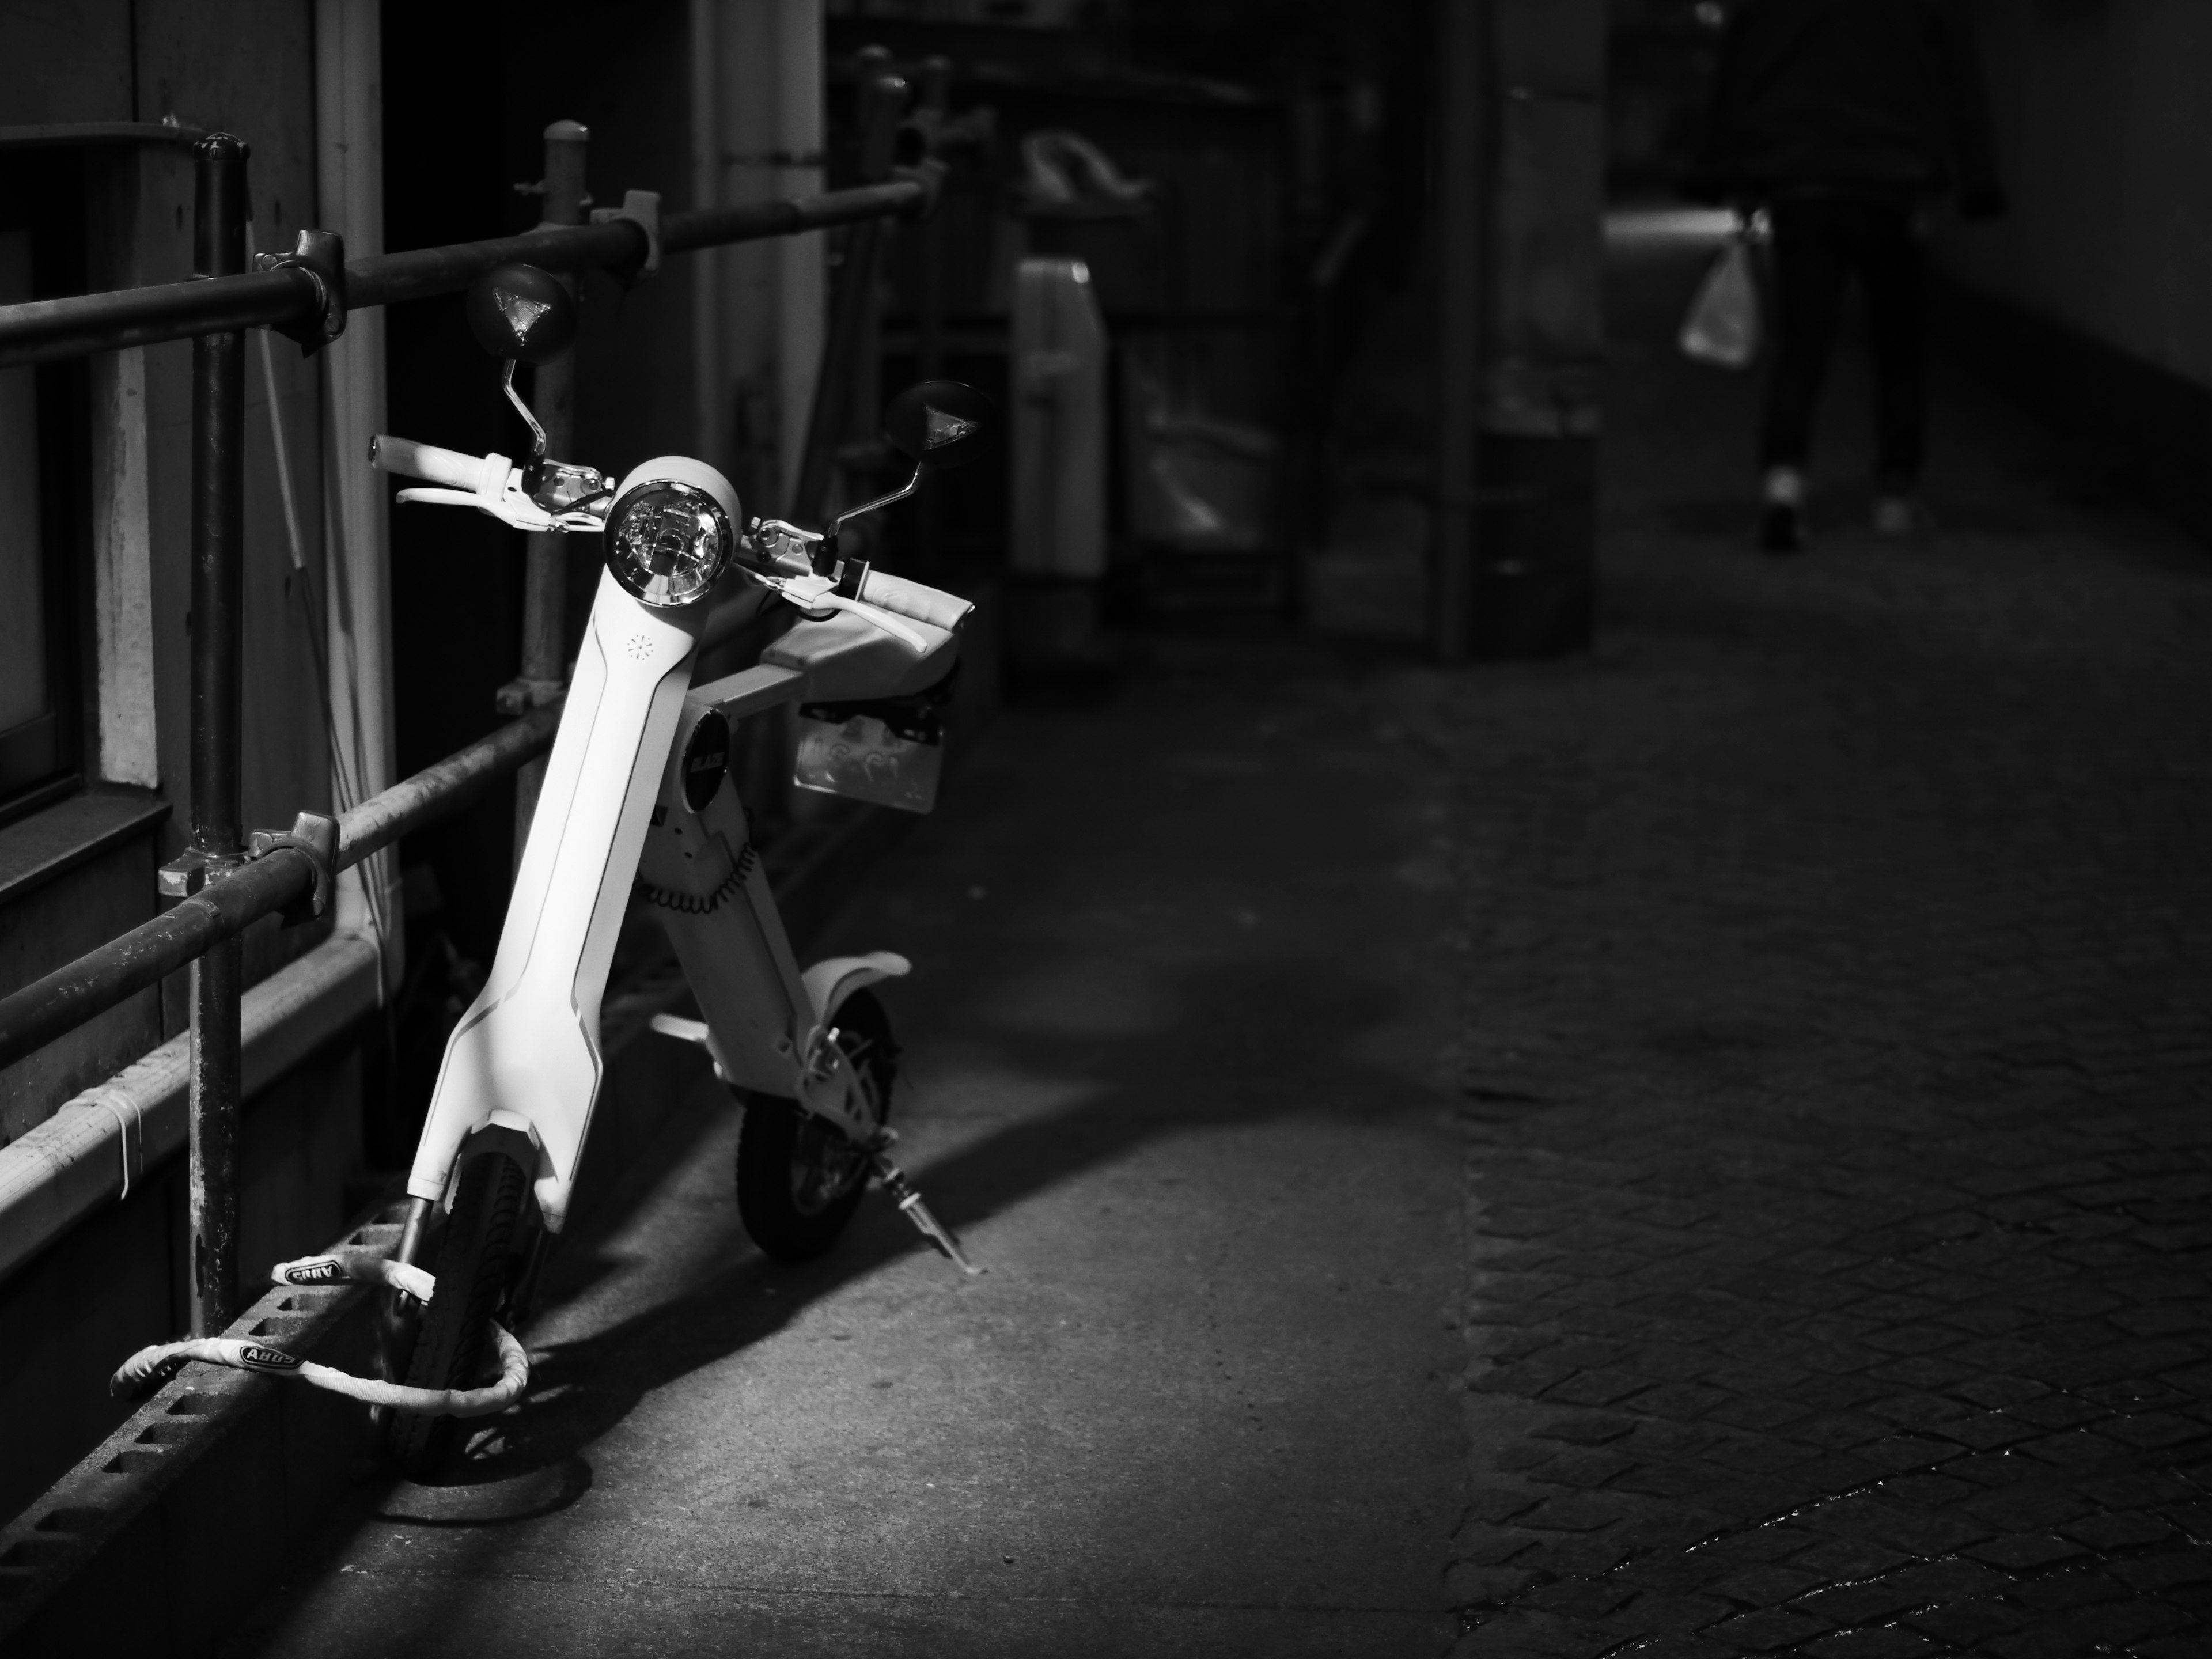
left=377, top=1196, right=436, bottom=1390
left=382, top=1128, right=556, bottom=1381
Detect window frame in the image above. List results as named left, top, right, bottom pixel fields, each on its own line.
left=0, top=147, right=94, bottom=827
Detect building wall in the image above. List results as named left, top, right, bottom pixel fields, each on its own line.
left=0, top=0, right=370, bottom=1524
left=1933, top=0, right=2212, bottom=395
left=0, top=0, right=334, bottom=866
left=0, top=0, right=335, bottom=1133
left=0, top=1047, right=364, bottom=1527
left=0, top=3, right=134, bottom=123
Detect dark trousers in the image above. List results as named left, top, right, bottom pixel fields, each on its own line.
left=1759, top=196, right=1926, bottom=488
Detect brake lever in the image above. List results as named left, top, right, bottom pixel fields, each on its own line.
left=395, top=462, right=609, bottom=534
left=752, top=570, right=927, bottom=650
left=731, top=518, right=930, bottom=647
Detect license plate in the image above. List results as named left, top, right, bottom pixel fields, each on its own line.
left=793, top=711, right=943, bottom=813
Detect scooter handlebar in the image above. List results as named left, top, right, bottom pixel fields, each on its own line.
left=854, top=569, right=974, bottom=633
left=370, top=434, right=503, bottom=494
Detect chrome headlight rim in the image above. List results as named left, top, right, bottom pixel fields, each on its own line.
left=604, top=478, right=735, bottom=610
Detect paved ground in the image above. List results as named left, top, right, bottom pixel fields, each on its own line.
left=1430, top=220, right=2212, bottom=1656
left=226, top=218, right=2212, bottom=1658
left=228, top=635, right=1468, bottom=1654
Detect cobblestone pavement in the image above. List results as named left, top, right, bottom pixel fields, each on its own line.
left=1430, top=233, right=2212, bottom=1656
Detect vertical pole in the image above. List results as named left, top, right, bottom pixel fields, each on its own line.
left=774, top=0, right=827, bottom=508
left=709, top=0, right=825, bottom=512
left=794, top=50, right=904, bottom=523
left=915, top=58, right=950, bottom=385
left=511, top=119, right=589, bottom=870
left=690, top=0, right=726, bottom=472
left=188, top=132, right=249, bottom=1336
left=1431, top=0, right=1490, bottom=665
left=1472, top=0, right=1604, bottom=660
left=913, top=55, right=950, bottom=575
left=317, top=0, right=404, bottom=996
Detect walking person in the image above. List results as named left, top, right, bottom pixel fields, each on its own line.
left=1690, top=0, right=2006, bottom=553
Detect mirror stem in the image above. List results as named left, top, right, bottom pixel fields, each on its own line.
left=828, top=461, right=929, bottom=540
left=502, top=359, right=549, bottom=466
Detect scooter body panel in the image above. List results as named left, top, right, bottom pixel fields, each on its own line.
left=638, top=695, right=908, bottom=1131
left=637, top=705, right=815, bottom=1095
left=410, top=569, right=702, bottom=1231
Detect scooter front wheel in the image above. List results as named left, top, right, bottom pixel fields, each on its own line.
left=736, top=988, right=896, bottom=1262
left=385, top=1147, right=531, bottom=1479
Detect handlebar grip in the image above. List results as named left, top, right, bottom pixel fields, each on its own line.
left=855, top=570, right=974, bottom=633
left=370, top=435, right=501, bottom=493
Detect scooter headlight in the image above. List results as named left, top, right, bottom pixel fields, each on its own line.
left=606, top=480, right=733, bottom=608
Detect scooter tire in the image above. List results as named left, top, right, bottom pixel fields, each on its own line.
left=385, top=1147, right=530, bottom=1479
left=736, top=988, right=896, bottom=1263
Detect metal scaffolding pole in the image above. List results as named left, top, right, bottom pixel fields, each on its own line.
left=0, top=180, right=930, bottom=372
left=793, top=50, right=908, bottom=524
left=186, top=132, right=249, bottom=1336
left=1431, top=0, right=1491, bottom=666
left=509, top=120, right=591, bottom=869
left=0, top=704, right=565, bottom=1071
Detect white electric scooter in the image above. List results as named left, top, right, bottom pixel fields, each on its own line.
left=385, top=263, right=999, bottom=1474
left=114, top=264, right=991, bottom=1476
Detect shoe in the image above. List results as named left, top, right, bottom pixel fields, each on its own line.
left=1758, top=466, right=1806, bottom=554
left=1871, top=494, right=1923, bottom=539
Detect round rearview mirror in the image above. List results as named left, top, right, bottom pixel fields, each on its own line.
left=883, top=381, right=994, bottom=471
left=465, top=263, right=578, bottom=365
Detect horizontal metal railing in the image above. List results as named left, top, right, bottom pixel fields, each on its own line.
left=0, top=175, right=928, bottom=369
left=0, top=706, right=560, bottom=1071
left=0, top=578, right=771, bottom=1075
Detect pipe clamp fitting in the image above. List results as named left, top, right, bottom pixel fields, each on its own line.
left=247, top=810, right=339, bottom=926
left=255, top=228, right=348, bottom=355
left=590, top=190, right=662, bottom=277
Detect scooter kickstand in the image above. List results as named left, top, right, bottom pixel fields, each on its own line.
left=870, top=1153, right=982, bottom=1276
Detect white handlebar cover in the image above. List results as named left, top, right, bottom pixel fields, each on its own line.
left=370, top=434, right=505, bottom=494
left=857, top=570, right=974, bottom=632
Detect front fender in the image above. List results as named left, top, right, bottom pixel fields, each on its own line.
left=802, top=951, right=911, bottom=1029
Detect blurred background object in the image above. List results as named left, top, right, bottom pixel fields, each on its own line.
left=1007, top=255, right=1111, bottom=679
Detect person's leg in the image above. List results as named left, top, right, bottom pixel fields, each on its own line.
left=1858, top=200, right=1928, bottom=526
left=1758, top=200, right=1849, bottom=550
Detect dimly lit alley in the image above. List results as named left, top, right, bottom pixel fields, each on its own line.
left=5, top=7, right=2211, bottom=1659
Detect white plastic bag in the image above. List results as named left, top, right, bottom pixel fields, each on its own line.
left=1679, top=232, right=1760, bottom=370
